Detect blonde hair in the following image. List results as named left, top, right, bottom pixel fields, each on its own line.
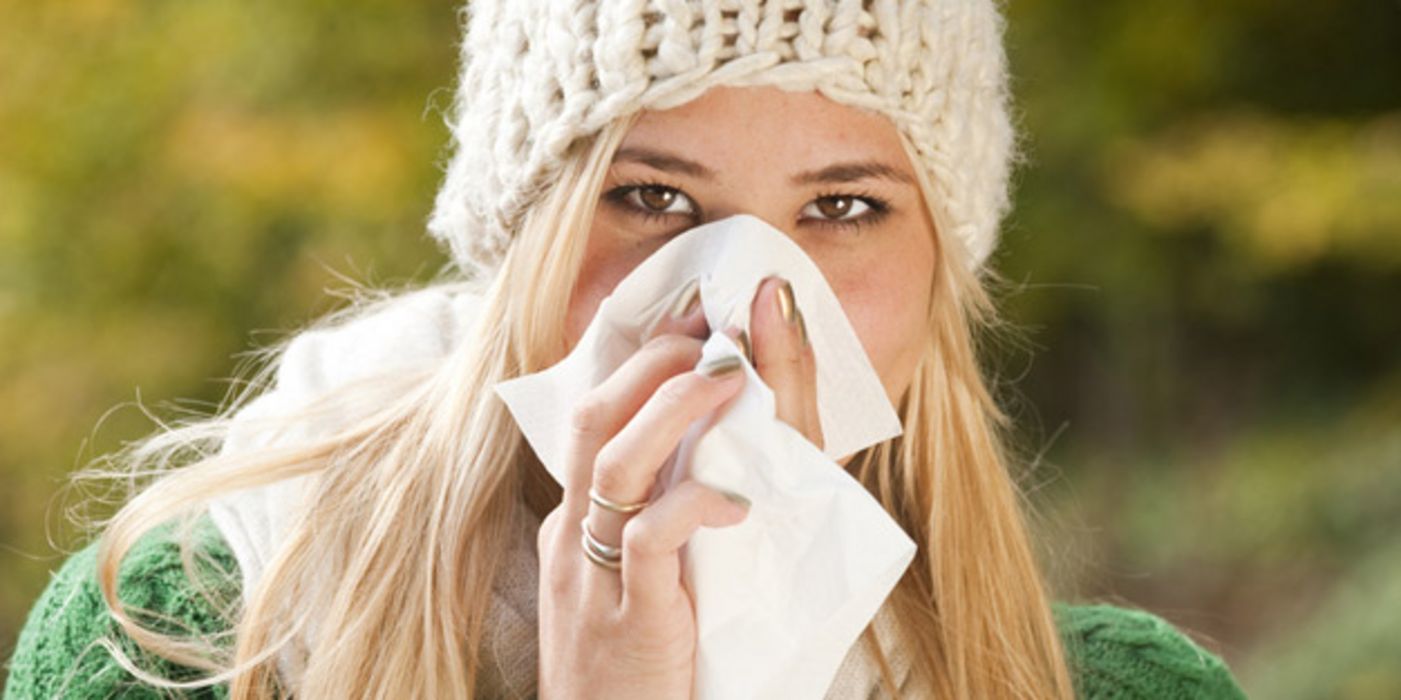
left=79, top=107, right=1075, bottom=698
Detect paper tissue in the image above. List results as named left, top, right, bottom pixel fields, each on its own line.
left=494, top=214, right=916, bottom=699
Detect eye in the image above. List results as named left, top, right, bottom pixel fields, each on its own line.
left=801, top=193, right=890, bottom=232
left=607, top=183, right=699, bottom=220
left=802, top=196, right=872, bottom=222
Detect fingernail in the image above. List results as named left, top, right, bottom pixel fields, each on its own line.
left=720, top=489, right=751, bottom=509
left=795, top=308, right=810, bottom=348
left=698, top=355, right=744, bottom=378
left=737, top=329, right=752, bottom=363
left=775, top=279, right=796, bottom=324
left=670, top=279, right=702, bottom=319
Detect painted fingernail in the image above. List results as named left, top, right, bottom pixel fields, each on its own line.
left=775, top=279, right=797, bottom=324
left=795, top=307, right=810, bottom=348
left=698, top=355, right=745, bottom=378
left=670, top=278, right=702, bottom=319
left=737, top=329, right=752, bottom=363
left=720, top=489, right=751, bottom=509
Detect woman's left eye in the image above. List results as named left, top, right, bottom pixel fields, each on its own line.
left=802, top=196, right=872, bottom=222
left=800, top=194, right=891, bottom=232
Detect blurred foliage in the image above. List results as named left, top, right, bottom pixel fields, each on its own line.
left=0, top=0, right=455, bottom=680
left=2, top=0, right=1398, bottom=696
left=1108, top=113, right=1401, bottom=270
left=995, top=1, right=1401, bottom=697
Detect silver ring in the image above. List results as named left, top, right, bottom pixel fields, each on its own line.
left=589, top=486, right=651, bottom=514
left=580, top=517, right=622, bottom=571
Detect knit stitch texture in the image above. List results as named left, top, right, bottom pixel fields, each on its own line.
left=427, top=0, right=1016, bottom=278
left=4, top=517, right=238, bottom=699
left=5, top=515, right=1247, bottom=699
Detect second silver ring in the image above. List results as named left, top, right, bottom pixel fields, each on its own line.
left=580, top=517, right=622, bottom=570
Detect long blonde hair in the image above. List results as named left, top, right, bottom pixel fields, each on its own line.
left=81, top=107, right=1075, bottom=698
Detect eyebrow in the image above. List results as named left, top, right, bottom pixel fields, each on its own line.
left=612, top=146, right=915, bottom=187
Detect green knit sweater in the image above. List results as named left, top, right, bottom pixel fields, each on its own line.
left=3, top=517, right=1247, bottom=699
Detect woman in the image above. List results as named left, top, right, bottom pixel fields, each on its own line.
left=5, top=0, right=1247, bottom=698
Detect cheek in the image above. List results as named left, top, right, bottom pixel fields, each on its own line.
left=837, top=280, right=927, bottom=391
left=564, top=232, right=649, bottom=349
left=564, top=288, right=597, bottom=350
left=564, top=270, right=612, bottom=350
left=819, top=238, right=933, bottom=402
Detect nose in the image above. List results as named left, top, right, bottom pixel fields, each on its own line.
left=701, top=205, right=791, bottom=237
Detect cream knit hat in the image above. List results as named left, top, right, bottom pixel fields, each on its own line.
left=427, top=0, right=1016, bottom=277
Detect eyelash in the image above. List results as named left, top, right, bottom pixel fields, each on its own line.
left=603, top=179, right=892, bottom=233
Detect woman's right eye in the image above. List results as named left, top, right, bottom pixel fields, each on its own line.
left=607, top=184, right=699, bottom=221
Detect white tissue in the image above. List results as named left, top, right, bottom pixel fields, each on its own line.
left=494, top=214, right=916, bottom=699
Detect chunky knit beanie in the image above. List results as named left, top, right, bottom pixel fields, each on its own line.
left=427, top=0, right=1016, bottom=277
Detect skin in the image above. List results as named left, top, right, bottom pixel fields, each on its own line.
left=538, top=85, right=938, bottom=699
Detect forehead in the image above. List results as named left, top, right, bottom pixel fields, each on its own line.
left=620, top=85, right=909, bottom=165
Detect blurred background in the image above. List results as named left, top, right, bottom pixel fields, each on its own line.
left=1, top=0, right=1397, bottom=696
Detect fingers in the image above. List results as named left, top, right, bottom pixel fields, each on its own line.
left=749, top=276, right=824, bottom=450
left=562, top=280, right=708, bottom=513
left=620, top=479, right=749, bottom=615
left=556, top=278, right=717, bottom=608
left=564, top=336, right=698, bottom=505
left=585, top=356, right=746, bottom=567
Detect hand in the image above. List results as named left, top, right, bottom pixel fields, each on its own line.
left=535, top=276, right=823, bottom=699
left=537, top=281, right=752, bottom=700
